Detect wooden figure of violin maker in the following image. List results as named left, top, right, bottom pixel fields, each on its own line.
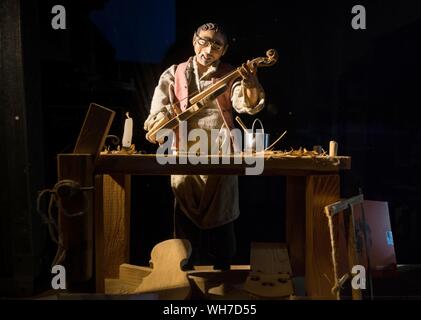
left=144, top=22, right=277, bottom=270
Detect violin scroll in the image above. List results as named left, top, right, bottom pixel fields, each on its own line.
left=265, top=49, right=278, bottom=65
left=247, top=49, right=278, bottom=69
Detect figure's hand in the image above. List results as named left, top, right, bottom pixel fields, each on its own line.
left=146, top=131, right=157, bottom=144
left=144, top=111, right=166, bottom=132
left=239, top=60, right=258, bottom=88
left=144, top=111, right=168, bottom=144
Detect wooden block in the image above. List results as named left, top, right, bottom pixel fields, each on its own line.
left=245, top=273, right=294, bottom=298
left=188, top=265, right=250, bottom=298
left=249, top=242, right=292, bottom=274
left=104, top=279, right=138, bottom=294
left=119, top=263, right=152, bottom=287
left=134, top=239, right=192, bottom=300
left=94, top=174, right=131, bottom=293
left=188, top=269, right=250, bottom=286
left=193, top=265, right=250, bottom=271
left=74, top=103, right=115, bottom=160
left=244, top=242, right=294, bottom=298
left=188, top=269, right=250, bottom=299
left=102, top=174, right=131, bottom=278
left=104, top=264, right=153, bottom=295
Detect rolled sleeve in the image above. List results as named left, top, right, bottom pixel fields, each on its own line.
left=144, top=65, right=177, bottom=130
left=231, top=80, right=265, bottom=115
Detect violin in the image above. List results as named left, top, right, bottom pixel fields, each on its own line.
left=146, top=49, right=278, bottom=144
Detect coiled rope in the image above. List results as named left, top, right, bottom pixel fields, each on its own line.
left=36, top=180, right=93, bottom=267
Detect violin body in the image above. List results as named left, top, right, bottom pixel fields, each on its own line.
left=146, top=102, right=204, bottom=143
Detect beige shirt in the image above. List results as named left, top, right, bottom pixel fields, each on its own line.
left=145, top=57, right=265, bottom=229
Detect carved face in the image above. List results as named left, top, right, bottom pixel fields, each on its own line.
left=193, top=29, right=227, bottom=67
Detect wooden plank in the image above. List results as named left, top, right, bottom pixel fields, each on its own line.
left=192, top=265, right=250, bottom=271
left=94, top=175, right=105, bottom=293
left=286, top=176, right=306, bottom=276
left=57, top=154, right=94, bottom=288
left=102, top=174, right=131, bottom=279
left=305, top=175, right=340, bottom=298
left=134, top=239, right=192, bottom=300
left=104, top=279, right=138, bottom=294
left=74, top=103, right=115, bottom=160
left=96, top=154, right=351, bottom=176
left=249, top=242, right=292, bottom=274
left=244, top=242, right=294, bottom=298
left=188, top=268, right=250, bottom=299
left=103, top=264, right=152, bottom=294
left=119, top=264, right=152, bottom=287
left=327, top=195, right=364, bottom=216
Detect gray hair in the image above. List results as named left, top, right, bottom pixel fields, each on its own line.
left=194, top=22, right=228, bottom=43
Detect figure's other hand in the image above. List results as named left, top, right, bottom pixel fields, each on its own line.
left=239, top=60, right=258, bottom=88
left=144, top=111, right=168, bottom=144
left=144, top=111, right=166, bottom=131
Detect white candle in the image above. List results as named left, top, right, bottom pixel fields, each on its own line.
left=122, top=112, right=133, bottom=148
left=329, top=140, right=338, bottom=157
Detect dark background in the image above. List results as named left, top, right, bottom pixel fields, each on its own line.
left=1, top=0, right=421, bottom=295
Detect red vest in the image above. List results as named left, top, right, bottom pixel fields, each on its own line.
left=172, top=58, right=237, bottom=150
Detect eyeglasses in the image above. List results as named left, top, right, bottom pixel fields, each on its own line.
left=194, top=34, right=225, bottom=51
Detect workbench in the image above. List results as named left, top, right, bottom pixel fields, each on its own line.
left=57, top=152, right=351, bottom=298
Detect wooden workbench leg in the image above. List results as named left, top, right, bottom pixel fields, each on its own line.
left=305, top=174, right=340, bottom=299
left=286, top=176, right=306, bottom=276
left=57, top=154, right=94, bottom=291
left=94, top=174, right=104, bottom=293
left=94, top=174, right=131, bottom=293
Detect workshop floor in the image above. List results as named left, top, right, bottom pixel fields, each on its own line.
left=24, top=264, right=421, bottom=300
